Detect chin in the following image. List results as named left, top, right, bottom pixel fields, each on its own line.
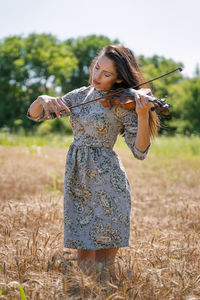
left=93, top=85, right=103, bottom=91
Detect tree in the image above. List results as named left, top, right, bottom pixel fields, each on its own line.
left=168, top=77, right=200, bottom=135
left=0, top=34, right=77, bottom=129
left=0, top=36, right=27, bottom=128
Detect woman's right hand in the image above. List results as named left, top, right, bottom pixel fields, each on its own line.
left=37, top=95, right=71, bottom=119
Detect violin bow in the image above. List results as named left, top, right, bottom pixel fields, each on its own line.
left=67, top=67, right=183, bottom=109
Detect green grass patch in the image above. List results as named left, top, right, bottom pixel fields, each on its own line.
left=0, top=132, right=199, bottom=159
left=150, top=135, right=200, bottom=159
left=115, top=134, right=200, bottom=159
left=0, top=132, right=73, bottom=147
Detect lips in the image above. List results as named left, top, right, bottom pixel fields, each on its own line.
left=93, top=79, right=100, bottom=85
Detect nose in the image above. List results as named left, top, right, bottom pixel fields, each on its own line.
left=95, top=69, right=101, bottom=81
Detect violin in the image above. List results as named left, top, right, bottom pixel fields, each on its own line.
left=67, top=67, right=183, bottom=115
left=99, top=87, right=169, bottom=115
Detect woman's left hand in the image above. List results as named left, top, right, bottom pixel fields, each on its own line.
left=135, top=93, right=153, bottom=117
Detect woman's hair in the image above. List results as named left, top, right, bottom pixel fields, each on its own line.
left=89, top=44, right=160, bottom=137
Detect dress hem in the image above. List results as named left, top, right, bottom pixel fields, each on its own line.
left=63, top=244, right=130, bottom=250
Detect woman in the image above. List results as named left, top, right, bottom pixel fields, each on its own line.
left=27, top=45, right=159, bottom=277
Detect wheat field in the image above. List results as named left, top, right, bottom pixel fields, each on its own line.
left=0, top=142, right=200, bottom=299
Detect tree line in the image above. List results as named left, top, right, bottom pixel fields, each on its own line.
left=0, top=33, right=199, bottom=135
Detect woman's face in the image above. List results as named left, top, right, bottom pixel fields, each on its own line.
left=92, top=54, right=122, bottom=91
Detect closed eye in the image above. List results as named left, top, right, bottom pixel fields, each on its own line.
left=95, top=63, right=112, bottom=77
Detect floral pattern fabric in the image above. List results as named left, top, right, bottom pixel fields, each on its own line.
left=27, top=86, right=150, bottom=249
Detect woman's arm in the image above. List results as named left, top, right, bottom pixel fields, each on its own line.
left=116, top=93, right=153, bottom=160
left=27, top=95, right=71, bottom=122
left=135, top=112, right=150, bottom=152
left=27, top=87, right=88, bottom=122
left=134, top=94, right=152, bottom=152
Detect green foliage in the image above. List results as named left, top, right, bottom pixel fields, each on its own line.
left=0, top=33, right=77, bottom=130
left=24, top=33, right=77, bottom=90
left=0, top=36, right=27, bottom=128
left=168, top=77, right=200, bottom=135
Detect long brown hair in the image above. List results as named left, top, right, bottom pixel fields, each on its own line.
left=89, top=44, right=160, bottom=137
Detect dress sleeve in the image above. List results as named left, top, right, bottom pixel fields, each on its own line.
left=115, top=106, right=150, bottom=160
left=26, top=87, right=86, bottom=122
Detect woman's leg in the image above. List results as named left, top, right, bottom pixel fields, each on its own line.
left=77, top=249, right=95, bottom=273
left=95, top=248, right=118, bottom=265
left=95, top=248, right=118, bottom=280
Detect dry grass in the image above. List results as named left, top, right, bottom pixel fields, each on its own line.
left=0, top=145, right=200, bottom=299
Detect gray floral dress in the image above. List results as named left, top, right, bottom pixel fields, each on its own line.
left=27, top=86, right=150, bottom=250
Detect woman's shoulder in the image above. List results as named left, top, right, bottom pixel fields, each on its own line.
left=64, top=86, right=91, bottom=97
left=62, top=86, right=92, bottom=103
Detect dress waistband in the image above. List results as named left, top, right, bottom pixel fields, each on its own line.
left=72, top=139, right=113, bottom=149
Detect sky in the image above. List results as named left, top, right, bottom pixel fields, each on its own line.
left=0, top=0, right=199, bottom=78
